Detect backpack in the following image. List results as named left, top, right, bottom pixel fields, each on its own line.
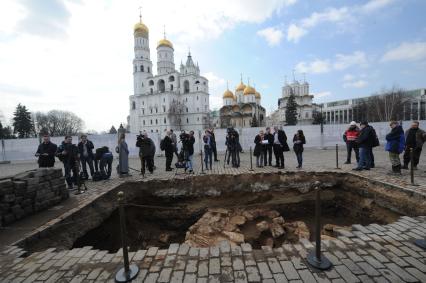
left=160, top=139, right=165, bottom=151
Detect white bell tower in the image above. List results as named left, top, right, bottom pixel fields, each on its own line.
left=133, top=9, right=152, bottom=95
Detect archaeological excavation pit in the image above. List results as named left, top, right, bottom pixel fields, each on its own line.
left=15, top=172, right=426, bottom=254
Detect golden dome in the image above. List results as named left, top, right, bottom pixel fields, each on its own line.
left=236, top=82, right=246, bottom=92
left=255, top=91, right=261, bottom=99
left=243, top=85, right=256, bottom=95
left=157, top=38, right=174, bottom=49
left=223, top=89, right=234, bottom=99
left=134, top=22, right=149, bottom=37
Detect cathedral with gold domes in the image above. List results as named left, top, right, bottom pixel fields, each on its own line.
left=129, top=14, right=210, bottom=133
left=219, top=77, right=266, bottom=128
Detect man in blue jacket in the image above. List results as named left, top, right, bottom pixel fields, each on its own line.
left=385, top=121, right=405, bottom=174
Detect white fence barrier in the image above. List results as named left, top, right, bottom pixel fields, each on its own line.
left=1, top=120, right=424, bottom=162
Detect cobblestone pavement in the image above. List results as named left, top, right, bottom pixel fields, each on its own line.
left=0, top=148, right=425, bottom=282
left=0, top=216, right=425, bottom=282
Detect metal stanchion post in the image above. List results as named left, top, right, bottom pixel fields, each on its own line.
left=410, top=148, right=418, bottom=186
left=335, top=144, right=340, bottom=169
left=115, top=191, right=139, bottom=282
left=249, top=146, right=254, bottom=171
left=200, top=150, right=206, bottom=174
left=307, top=182, right=332, bottom=270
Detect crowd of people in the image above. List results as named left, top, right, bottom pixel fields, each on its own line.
left=35, top=134, right=114, bottom=193
left=342, top=120, right=426, bottom=174
left=34, top=121, right=425, bottom=192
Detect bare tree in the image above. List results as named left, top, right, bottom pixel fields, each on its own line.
left=34, top=110, right=84, bottom=136
left=369, top=86, right=404, bottom=122
left=167, top=100, right=185, bottom=131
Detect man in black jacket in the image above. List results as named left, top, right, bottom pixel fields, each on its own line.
left=136, top=132, right=155, bottom=175
left=56, top=136, right=79, bottom=190
left=402, top=121, right=426, bottom=170
left=184, top=131, right=195, bottom=172
left=209, top=128, right=219, bottom=162
left=353, top=121, right=375, bottom=171
left=263, top=127, right=274, bottom=166
left=273, top=126, right=289, bottom=169
left=35, top=134, right=57, bottom=168
left=78, top=134, right=95, bottom=179
left=162, top=131, right=175, bottom=171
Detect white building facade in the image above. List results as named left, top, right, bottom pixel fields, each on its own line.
left=129, top=18, right=210, bottom=133
left=278, top=79, right=315, bottom=125
left=321, top=88, right=426, bottom=124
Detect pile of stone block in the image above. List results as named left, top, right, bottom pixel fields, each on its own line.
left=0, top=168, right=69, bottom=226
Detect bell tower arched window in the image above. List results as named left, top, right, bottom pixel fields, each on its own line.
left=158, top=79, right=165, bottom=93
left=140, top=65, right=144, bottom=72
left=184, top=80, right=190, bottom=93
left=132, top=101, right=136, bottom=110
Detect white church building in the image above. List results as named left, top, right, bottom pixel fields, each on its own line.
left=128, top=16, right=210, bottom=133
left=278, top=77, right=315, bottom=125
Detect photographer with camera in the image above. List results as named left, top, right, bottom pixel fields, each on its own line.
left=136, top=131, right=155, bottom=175
left=161, top=131, right=175, bottom=171
left=56, top=136, right=80, bottom=190
left=78, top=134, right=95, bottom=180
left=209, top=128, right=219, bottom=162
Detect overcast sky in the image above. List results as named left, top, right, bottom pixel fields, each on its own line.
left=0, top=0, right=425, bottom=132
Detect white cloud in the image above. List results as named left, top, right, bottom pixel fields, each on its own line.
left=334, top=51, right=368, bottom=70
left=0, top=0, right=26, bottom=35
left=314, top=91, right=332, bottom=98
left=381, top=41, right=426, bottom=62
left=202, top=72, right=226, bottom=109
left=341, top=74, right=368, bottom=88
left=343, top=80, right=368, bottom=88
left=286, top=24, right=307, bottom=43
left=296, top=51, right=367, bottom=74
left=0, top=0, right=294, bottom=131
left=295, top=59, right=331, bottom=74
left=361, top=0, right=395, bottom=13
left=257, top=27, right=284, bottom=46
left=343, top=74, right=355, bottom=81
left=301, top=7, right=349, bottom=28
left=286, top=0, right=396, bottom=43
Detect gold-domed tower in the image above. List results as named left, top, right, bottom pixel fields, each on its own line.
left=157, top=25, right=175, bottom=75
left=133, top=10, right=153, bottom=96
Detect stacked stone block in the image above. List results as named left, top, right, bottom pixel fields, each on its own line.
left=0, top=168, right=68, bottom=226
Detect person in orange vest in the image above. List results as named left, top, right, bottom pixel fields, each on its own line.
left=343, top=121, right=360, bottom=164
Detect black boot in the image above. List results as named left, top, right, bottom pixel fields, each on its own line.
left=395, top=164, right=402, bottom=174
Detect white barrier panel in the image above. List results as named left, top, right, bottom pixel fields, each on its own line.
left=1, top=120, right=424, bottom=161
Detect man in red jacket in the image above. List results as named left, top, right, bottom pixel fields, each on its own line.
left=343, top=121, right=360, bottom=164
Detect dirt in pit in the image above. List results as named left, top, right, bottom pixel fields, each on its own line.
left=73, top=190, right=401, bottom=252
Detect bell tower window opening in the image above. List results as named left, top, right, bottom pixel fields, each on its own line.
left=184, top=80, right=190, bottom=93
left=140, top=65, right=144, bottom=72
left=158, top=79, right=165, bottom=93
left=131, top=101, right=136, bottom=110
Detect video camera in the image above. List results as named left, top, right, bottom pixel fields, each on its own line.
left=179, top=131, right=189, bottom=142
left=137, top=132, right=146, bottom=142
